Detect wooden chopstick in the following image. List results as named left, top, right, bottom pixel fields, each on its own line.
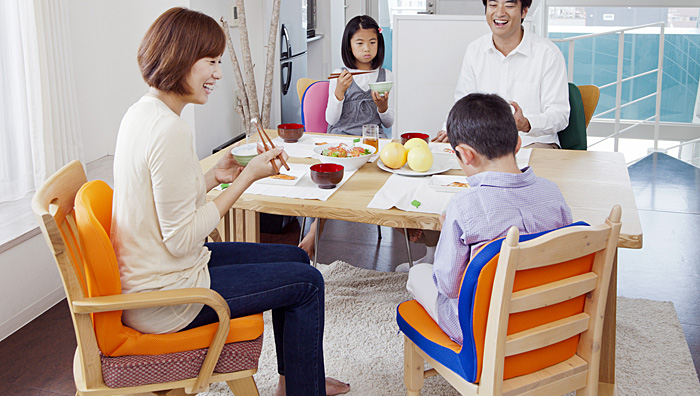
left=256, top=126, right=279, bottom=174
left=327, top=70, right=374, bottom=79
left=253, top=121, right=291, bottom=172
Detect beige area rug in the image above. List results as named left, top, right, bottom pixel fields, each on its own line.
left=200, top=261, right=700, bottom=395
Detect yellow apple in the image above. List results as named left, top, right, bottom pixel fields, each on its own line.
left=380, top=142, right=408, bottom=169
left=407, top=146, right=433, bottom=172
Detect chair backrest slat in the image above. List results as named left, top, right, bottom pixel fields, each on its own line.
left=510, top=272, right=598, bottom=314
left=32, top=160, right=104, bottom=389
left=504, top=313, right=590, bottom=357
left=515, top=225, right=611, bottom=270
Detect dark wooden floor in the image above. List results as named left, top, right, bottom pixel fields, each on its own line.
left=0, top=152, right=698, bottom=394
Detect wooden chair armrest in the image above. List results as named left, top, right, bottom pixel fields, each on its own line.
left=72, top=288, right=228, bottom=316
left=73, top=288, right=231, bottom=393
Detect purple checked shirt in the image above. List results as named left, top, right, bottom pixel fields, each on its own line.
left=432, top=167, right=572, bottom=344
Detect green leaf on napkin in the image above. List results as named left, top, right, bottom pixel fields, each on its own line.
left=411, top=200, right=421, bottom=208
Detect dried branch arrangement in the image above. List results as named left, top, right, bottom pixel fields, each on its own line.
left=221, top=0, right=282, bottom=136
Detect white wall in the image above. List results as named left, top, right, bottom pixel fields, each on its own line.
left=0, top=234, right=65, bottom=341
left=0, top=0, right=274, bottom=341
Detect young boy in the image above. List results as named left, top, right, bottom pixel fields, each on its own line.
left=406, top=93, right=572, bottom=344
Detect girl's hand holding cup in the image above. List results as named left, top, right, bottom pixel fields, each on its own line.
left=371, top=90, right=389, bottom=113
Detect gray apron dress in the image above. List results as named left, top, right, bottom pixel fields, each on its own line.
left=327, top=67, right=387, bottom=137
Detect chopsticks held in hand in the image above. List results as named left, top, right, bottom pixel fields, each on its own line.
left=327, top=70, right=374, bottom=79
left=251, top=118, right=290, bottom=173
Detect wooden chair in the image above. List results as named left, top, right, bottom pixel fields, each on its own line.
left=558, top=84, right=600, bottom=150
left=398, top=205, right=622, bottom=396
left=32, top=160, right=264, bottom=396
left=578, top=85, right=601, bottom=128
left=296, top=77, right=317, bottom=106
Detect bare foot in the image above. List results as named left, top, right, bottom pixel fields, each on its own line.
left=298, top=230, right=316, bottom=259
left=407, top=228, right=423, bottom=242
left=326, top=377, right=350, bottom=395
left=275, top=375, right=350, bottom=395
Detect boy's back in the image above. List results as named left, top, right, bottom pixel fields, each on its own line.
left=432, top=167, right=572, bottom=344
left=405, top=93, right=573, bottom=345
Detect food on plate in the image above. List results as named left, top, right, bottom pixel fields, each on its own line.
left=403, top=137, right=429, bottom=151
left=321, top=143, right=371, bottom=158
left=269, top=174, right=296, bottom=180
left=443, top=147, right=455, bottom=154
left=315, top=142, right=328, bottom=145
left=444, top=181, right=469, bottom=188
left=407, top=146, right=433, bottom=172
left=379, top=142, right=408, bottom=169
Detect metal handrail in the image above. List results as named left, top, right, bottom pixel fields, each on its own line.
left=551, top=21, right=665, bottom=153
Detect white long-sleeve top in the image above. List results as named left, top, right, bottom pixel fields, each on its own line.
left=453, top=30, right=570, bottom=147
left=325, top=67, right=395, bottom=127
left=111, top=95, right=221, bottom=334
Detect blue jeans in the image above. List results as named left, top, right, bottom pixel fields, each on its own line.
left=182, top=242, right=325, bottom=396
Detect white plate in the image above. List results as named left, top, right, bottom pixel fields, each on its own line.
left=255, top=167, right=306, bottom=186
left=428, top=175, right=471, bottom=193
left=376, top=154, right=454, bottom=177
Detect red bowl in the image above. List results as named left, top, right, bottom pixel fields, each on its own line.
left=400, top=132, right=430, bottom=145
left=310, top=163, right=344, bottom=189
left=278, top=123, right=305, bottom=143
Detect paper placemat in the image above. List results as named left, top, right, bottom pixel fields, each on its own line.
left=367, top=173, right=462, bottom=214
left=215, top=163, right=357, bottom=201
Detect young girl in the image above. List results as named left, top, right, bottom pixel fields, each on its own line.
left=300, top=15, right=394, bottom=259
left=325, top=15, right=394, bottom=136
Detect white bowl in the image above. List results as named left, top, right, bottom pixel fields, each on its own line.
left=313, top=143, right=376, bottom=171
left=230, top=143, right=259, bottom=166
left=368, top=81, right=393, bottom=95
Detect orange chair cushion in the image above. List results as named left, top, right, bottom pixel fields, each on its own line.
left=75, top=180, right=263, bottom=357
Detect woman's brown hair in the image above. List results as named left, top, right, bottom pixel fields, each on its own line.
left=138, top=7, right=225, bottom=95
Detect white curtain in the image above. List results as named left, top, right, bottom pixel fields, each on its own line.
left=0, top=0, right=83, bottom=204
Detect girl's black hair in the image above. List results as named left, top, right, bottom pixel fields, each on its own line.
left=341, top=15, right=385, bottom=69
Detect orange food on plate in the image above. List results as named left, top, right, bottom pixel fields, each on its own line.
left=444, top=181, right=469, bottom=188
left=269, top=174, right=296, bottom=180
left=444, top=148, right=455, bottom=154
left=315, top=142, right=328, bottom=145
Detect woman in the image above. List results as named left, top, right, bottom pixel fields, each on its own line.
left=111, top=7, right=349, bottom=396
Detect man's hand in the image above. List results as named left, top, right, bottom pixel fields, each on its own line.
left=432, top=130, right=449, bottom=143
left=371, top=91, right=389, bottom=113
left=510, top=101, right=531, bottom=132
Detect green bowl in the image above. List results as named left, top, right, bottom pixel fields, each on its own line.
left=368, top=81, right=393, bottom=95
left=230, top=143, right=259, bottom=166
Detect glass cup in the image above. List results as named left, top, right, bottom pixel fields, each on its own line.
left=362, top=124, right=379, bottom=152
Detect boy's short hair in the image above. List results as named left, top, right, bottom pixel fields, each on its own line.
left=446, top=93, right=519, bottom=160
left=138, top=7, right=225, bottom=96
left=341, top=15, right=385, bottom=70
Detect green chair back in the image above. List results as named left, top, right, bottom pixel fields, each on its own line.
left=558, top=83, right=587, bottom=150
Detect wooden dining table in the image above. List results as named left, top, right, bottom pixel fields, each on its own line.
left=201, top=131, right=642, bottom=396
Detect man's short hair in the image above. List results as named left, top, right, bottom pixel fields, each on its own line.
left=446, top=93, right=519, bottom=160
left=138, top=7, right=225, bottom=96
left=482, top=0, right=532, bottom=9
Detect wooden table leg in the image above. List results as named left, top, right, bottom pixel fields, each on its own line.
left=599, top=251, right=618, bottom=392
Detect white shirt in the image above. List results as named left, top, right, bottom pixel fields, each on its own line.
left=454, top=30, right=570, bottom=147
left=326, top=67, right=395, bottom=127
left=111, top=95, right=221, bottom=334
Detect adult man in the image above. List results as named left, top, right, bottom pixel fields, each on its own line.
left=433, top=0, right=570, bottom=149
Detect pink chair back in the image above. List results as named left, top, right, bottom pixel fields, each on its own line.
left=301, top=81, right=330, bottom=133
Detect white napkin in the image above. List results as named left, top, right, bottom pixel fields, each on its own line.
left=244, top=163, right=357, bottom=201
left=367, top=173, right=457, bottom=214
left=516, top=148, right=531, bottom=168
